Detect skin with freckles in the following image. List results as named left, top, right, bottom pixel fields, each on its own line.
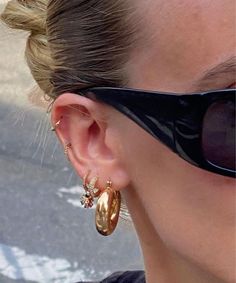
left=51, top=1, right=236, bottom=282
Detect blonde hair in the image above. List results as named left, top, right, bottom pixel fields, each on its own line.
left=0, top=0, right=141, bottom=222
left=1, top=0, right=140, bottom=101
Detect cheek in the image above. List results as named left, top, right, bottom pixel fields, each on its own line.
left=121, top=123, right=236, bottom=280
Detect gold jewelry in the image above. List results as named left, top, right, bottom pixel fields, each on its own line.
left=50, top=117, right=62, bottom=131
left=80, top=172, right=101, bottom=208
left=64, top=142, right=72, bottom=158
left=95, top=180, right=121, bottom=236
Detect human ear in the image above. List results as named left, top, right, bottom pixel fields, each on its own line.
left=50, top=92, right=130, bottom=190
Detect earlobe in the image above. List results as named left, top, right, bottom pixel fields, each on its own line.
left=50, top=92, right=131, bottom=191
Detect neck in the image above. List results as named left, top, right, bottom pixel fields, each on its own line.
left=122, top=187, right=225, bottom=283
left=141, top=242, right=224, bottom=283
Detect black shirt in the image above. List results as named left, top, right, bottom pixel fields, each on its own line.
left=77, top=270, right=146, bottom=283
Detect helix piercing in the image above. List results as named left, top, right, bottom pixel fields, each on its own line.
left=51, top=116, right=63, bottom=131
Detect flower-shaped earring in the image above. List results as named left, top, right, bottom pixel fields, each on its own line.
left=80, top=172, right=101, bottom=208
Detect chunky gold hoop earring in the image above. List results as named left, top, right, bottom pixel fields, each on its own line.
left=95, top=180, right=121, bottom=236
left=80, top=171, right=101, bottom=208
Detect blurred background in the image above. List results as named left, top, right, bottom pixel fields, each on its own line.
left=0, top=3, right=144, bottom=282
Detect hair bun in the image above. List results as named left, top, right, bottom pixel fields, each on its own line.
left=1, top=0, right=54, bottom=98
left=1, top=0, right=47, bottom=34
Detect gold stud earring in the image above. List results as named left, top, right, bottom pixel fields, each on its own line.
left=95, top=179, right=121, bottom=236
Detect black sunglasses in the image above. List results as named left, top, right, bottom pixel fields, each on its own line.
left=78, top=87, right=235, bottom=178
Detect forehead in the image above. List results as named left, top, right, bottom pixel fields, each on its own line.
left=128, top=0, right=235, bottom=91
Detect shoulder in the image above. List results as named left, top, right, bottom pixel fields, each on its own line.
left=76, top=270, right=146, bottom=283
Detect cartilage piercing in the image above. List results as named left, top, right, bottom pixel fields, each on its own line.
left=51, top=117, right=63, bottom=131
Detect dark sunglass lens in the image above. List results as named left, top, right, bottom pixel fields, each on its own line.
left=202, top=99, right=235, bottom=170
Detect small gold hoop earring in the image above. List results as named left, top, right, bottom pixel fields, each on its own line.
left=51, top=117, right=62, bottom=131
left=95, top=180, right=121, bottom=236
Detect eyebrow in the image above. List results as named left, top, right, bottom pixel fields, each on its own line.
left=191, top=55, right=236, bottom=92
